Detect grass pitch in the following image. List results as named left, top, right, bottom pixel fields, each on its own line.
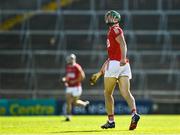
left=0, top=115, right=180, bottom=135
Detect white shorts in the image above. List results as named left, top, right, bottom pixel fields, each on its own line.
left=104, top=60, right=132, bottom=79
left=66, top=86, right=82, bottom=97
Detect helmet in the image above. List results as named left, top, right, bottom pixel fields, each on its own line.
left=105, top=10, right=121, bottom=26
left=66, top=54, right=76, bottom=64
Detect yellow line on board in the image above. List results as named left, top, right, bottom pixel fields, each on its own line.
left=0, top=0, right=76, bottom=31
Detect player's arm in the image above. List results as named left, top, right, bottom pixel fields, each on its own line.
left=60, top=76, right=69, bottom=87
left=90, top=59, right=109, bottom=85
left=115, top=34, right=127, bottom=66
left=60, top=66, right=69, bottom=86
left=100, top=59, right=109, bottom=74
left=77, top=66, right=85, bottom=82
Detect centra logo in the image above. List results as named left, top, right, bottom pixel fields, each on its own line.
left=9, top=104, right=55, bottom=115
left=0, top=107, right=6, bottom=115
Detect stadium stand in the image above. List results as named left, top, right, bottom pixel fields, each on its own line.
left=0, top=0, right=180, bottom=106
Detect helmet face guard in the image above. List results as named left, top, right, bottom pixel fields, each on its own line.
left=105, top=10, right=121, bottom=26
left=66, top=54, right=76, bottom=64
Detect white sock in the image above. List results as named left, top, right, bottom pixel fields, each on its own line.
left=108, top=120, right=114, bottom=123
left=66, top=115, right=71, bottom=119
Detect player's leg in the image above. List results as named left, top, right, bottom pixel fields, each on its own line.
left=101, top=60, right=120, bottom=129
left=72, top=96, right=89, bottom=107
left=118, top=76, right=136, bottom=112
left=65, top=93, right=73, bottom=121
left=101, top=77, right=117, bottom=129
left=104, top=77, right=117, bottom=118
left=72, top=86, right=89, bottom=107
left=118, top=76, right=140, bottom=130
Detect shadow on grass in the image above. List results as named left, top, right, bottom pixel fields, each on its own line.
left=52, top=130, right=102, bottom=133
left=51, top=129, right=129, bottom=134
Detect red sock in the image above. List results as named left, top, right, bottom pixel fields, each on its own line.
left=108, top=114, right=114, bottom=123
left=131, top=108, right=137, bottom=115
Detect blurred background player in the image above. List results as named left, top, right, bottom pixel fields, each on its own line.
left=90, top=10, right=140, bottom=130
left=61, top=54, right=89, bottom=121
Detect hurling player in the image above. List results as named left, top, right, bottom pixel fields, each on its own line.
left=62, top=54, right=89, bottom=121
left=90, top=10, right=140, bottom=130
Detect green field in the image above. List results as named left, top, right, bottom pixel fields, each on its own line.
left=0, top=115, right=180, bottom=135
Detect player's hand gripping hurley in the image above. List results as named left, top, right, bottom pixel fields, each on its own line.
left=90, top=72, right=102, bottom=85
left=90, top=59, right=109, bottom=86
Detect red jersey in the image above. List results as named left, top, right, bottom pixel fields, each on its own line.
left=106, top=24, right=124, bottom=61
left=65, top=63, right=82, bottom=87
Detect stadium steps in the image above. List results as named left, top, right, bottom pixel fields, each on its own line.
left=0, top=0, right=79, bottom=31
left=0, top=32, right=180, bottom=51
left=2, top=50, right=179, bottom=70
left=0, top=0, right=180, bottom=99
left=0, top=50, right=179, bottom=91
left=0, top=54, right=27, bottom=69
left=0, top=73, right=29, bottom=90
